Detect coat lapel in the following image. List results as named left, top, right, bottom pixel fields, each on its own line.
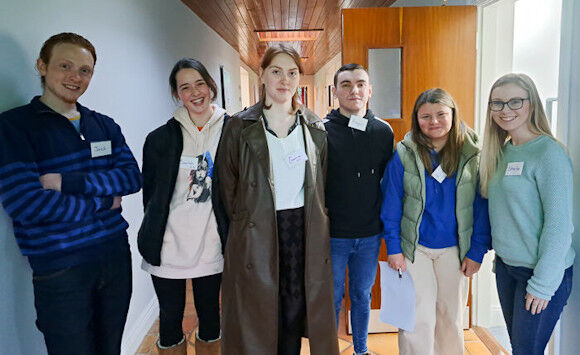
left=241, top=119, right=271, bottom=181
left=302, top=117, right=320, bottom=191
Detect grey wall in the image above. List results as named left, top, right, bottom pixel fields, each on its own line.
left=0, top=1, right=242, bottom=354
left=559, top=0, right=580, bottom=353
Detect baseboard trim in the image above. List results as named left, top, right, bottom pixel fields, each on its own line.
left=121, top=297, right=159, bottom=355
left=473, top=326, right=510, bottom=355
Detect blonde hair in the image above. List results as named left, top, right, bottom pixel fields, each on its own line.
left=259, top=44, right=303, bottom=114
left=411, top=88, right=465, bottom=175
left=479, top=73, right=554, bottom=196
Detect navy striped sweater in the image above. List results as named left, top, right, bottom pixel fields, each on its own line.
left=0, top=97, right=142, bottom=271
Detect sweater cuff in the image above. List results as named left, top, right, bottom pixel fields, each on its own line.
left=96, top=197, right=113, bottom=211
left=465, top=243, right=487, bottom=264
left=525, top=283, right=553, bottom=301
left=61, top=173, right=86, bottom=194
left=386, top=237, right=403, bottom=255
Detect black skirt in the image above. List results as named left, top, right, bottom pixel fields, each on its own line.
left=276, top=207, right=306, bottom=336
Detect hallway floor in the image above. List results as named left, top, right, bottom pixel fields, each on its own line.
left=136, top=283, right=501, bottom=354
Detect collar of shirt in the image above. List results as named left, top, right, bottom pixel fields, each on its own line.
left=31, top=96, right=87, bottom=118
left=429, top=149, right=441, bottom=167
left=262, top=113, right=300, bottom=138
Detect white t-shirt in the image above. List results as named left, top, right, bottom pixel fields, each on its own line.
left=264, top=121, right=307, bottom=211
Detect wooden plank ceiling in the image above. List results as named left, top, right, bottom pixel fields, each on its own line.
left=181, top=0, right=396, bottom=74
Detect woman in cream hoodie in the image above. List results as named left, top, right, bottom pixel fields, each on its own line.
left=138, top=58, right=229, bottom=355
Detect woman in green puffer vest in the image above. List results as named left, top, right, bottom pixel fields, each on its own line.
left=380, top=88, right=491, bottom=355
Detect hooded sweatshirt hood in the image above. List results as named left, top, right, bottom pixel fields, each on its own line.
left=174, top=104, right=227, bottom=134
left=326, top=108, right=376, bottom=125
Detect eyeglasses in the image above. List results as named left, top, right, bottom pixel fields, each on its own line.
left=488, top=98, right=529, bottom=112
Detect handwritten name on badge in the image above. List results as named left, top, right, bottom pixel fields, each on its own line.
left=180, top=156, right=198, bottom=170
left=90, top=141, right=112, bottom=158
left=286, top=151, right=308, bottom=168
left=505, top=162, right=524, bottom=176
left=348, top=115, right=368, bottom=131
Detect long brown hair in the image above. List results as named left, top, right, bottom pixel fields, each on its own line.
left=411, top=88, right=464, bottom=175
left=479, top=73, right=554, bottom=196
left=259, top=44, right=303, bottom=114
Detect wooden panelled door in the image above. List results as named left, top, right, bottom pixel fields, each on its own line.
left=341, top=5, right=477, bottom=333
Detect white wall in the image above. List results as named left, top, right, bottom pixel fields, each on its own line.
left=476, top=0, right=562, bottom=132
left=558, top=0, right=580, bottom=353
left=513, top=0, right=561, bottom=102
left=313, top=52, right=341, bottom=119
left=240, top=66, right=250, bottom=109
left=0, top=1, right=242, bottom=354
left=240, top=61, right=259, bottom=108
left=512, top=0, right=562, bottom=134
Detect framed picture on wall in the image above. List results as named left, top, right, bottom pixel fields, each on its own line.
left=327, top=84, right=337, bottom=111
left=219, top=65, right=233, bottom=110
left=298, top=86, right=308, bottom=107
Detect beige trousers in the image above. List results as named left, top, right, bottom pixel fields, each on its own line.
left=398, top=245, right=468, bottom=355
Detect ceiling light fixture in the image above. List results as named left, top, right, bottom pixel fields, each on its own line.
left=255, top=29, right=323, bottom=42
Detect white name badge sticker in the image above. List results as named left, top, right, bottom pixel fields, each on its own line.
left=432, top=165, right=447, bottom=183
left=90, top=141, right=112, bottom=158
left=287, top=151, right=308, bottom=168
left=348, top=115, right=368, bottom=131
left=505, top=162, right=524, bottom=176
left=179, top=156, right=198, bottom=170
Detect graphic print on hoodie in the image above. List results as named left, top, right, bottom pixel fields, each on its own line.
left=185, top=152, right=213, bottom=203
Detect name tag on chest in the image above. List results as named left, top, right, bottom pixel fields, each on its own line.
left=432, top=165, right=447, bottom=183
left=286, top=151, right=308, bottom=168
left=505, top=162, right=524, bottom=176
left=90, top=141, right=112, bottom=158
left=348, top=115, right=368, bottom=131
left=180, top=156, right=198, bottom=170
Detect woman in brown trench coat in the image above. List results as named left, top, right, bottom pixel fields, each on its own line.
left=217, top=44, right=339, bottom=355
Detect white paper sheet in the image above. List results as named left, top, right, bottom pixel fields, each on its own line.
left=379, top=261, right=416, bottom=332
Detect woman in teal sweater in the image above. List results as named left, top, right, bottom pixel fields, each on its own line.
left=480, top=73, right=574, bottom=355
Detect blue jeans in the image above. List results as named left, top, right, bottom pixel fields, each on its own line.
left=32, top=249, right=132, bottom=355
left=331, top=234, right=381, bottom=354
left=495, top=257, right=573, bottom=355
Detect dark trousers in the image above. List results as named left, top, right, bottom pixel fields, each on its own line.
left=32, top=251, right=132, bottom=355
left=276, top=207, right=306, bottom=355
left=151, top=273, right=222, bottom=347
left=495, top=257, right=573, bottom=355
